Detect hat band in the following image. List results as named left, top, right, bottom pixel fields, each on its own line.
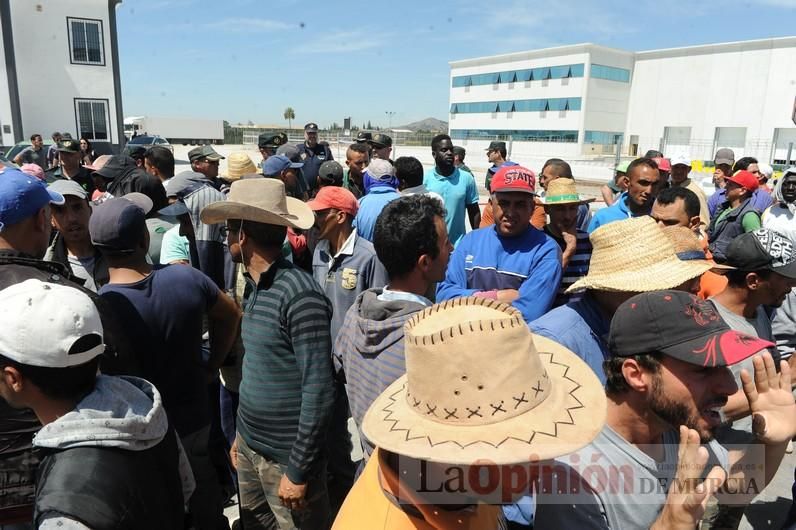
left=677, top=250, right=708, bottom=261
left=546, top=194, right=581, bottom=203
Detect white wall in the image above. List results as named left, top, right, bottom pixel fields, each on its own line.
left=582, top=48, right=635, bottom=147
left=625, top=39, right=796, bottom=162
left=0, top=21, right=15, bottom=146
left=9, top=0, right=119, bottom=143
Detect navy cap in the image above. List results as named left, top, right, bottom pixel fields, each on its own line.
left=89, top=195, right=153, bottom=253
left=304, top=123, right=319, bottom=133
left=0, top=169, right=65, bottom=231
left=262, top=155, right=302, bottom=176
left=356, top=131, right=372, bottom=143
left=258, top=132, right=288, bottom=149
left=276, top=143, right=304, bottom=164
left=158, top=199, right=189, bottom=217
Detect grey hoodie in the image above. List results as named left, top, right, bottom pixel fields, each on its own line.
left=34, top=375, right=195, bottom=512
left=334, top=288, right=427, bottom=459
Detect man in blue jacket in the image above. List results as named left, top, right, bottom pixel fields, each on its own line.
left=588, top=157, right=661, bottom=233
left=436, top=165, right=562, bottom=323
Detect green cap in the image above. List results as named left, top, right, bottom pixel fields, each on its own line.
left=56, top=139, right=81, bottom=153
left=188, top=145, right=225, bottom=162
left=615, top=161, right=630, bottom=173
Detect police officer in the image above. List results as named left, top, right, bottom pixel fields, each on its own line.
left=369, top=133, right=393, bottom=161
left=44, top=138, right=95, bottom=193
left=257, top=132, right=288, bottom=163
left=296, top=122, right=333, bottom=192
left=355, top=131, right=373, bottom=158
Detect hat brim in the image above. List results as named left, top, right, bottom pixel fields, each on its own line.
left=158, top=201, right=189, bottom=217
left=566, top=257, right=712, bottom=294
left=772, top=259, right=796, bottom=279
left=47, top=189, right=65, bottom=206
left=492, top=187, right=536, bottom=196
left=200, top=197, right=314, bottom=230
left=362, top=335, right=606, bottom=465
left=659, top=329, right=773, bottom=368
left=543, top=197, right=596, bottom=206
left=715, top=158, right=734, bottom=166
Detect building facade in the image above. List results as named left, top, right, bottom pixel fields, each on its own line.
left=449, top=37, right=796, bottom=164
left=0, top=0, right=124, bottom=148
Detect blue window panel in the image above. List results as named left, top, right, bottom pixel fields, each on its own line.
left=452, top=76, right=470, bottom=88
left=497, top=100, right=515, bottom=112
left=591, top=64, right=630, bottom=83
left=585, top=131, right=624, bottom=144
left=550, top=65, right=571, bottom=79
left=517, top=69, right=533, bottom=81
left=570, top=64, right=585, bottom=77
left=532, top=67, right=550, bottom=80
left=450, top=129, right=579, bottom=143
left=497, top=71, right=517, bottom=83
left=568, top=98, right=582, bottom=111
left=450, top=103, right=458, bottom=113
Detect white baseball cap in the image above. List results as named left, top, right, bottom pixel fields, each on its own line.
left=671, top=154, right=691, bottom=167
left=0, top=279, right=104, bottom=368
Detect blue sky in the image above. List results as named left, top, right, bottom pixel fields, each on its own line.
left=117, top=0, right=796, bottom=128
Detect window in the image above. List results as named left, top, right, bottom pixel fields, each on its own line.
left=450, top=98, right=582, bottom=114
left=585, top=131, right=624, bottom=144
left=75, top=99, right=109, bottom=141
left=451, top=63, right=585, bottom=87
left=450, top=129, right=579, bottom=143
left=591, top=64, right=630, bottom=83
left=67, top=18, right=105, bottom=65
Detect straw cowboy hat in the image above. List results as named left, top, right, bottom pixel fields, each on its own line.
left=200, top=178, right=314, bottom=230
left=543, top=178, right=595, bottom=205
left=221, top=152, right=260, bottom=181
left=567, top=216, right=713, bottom=293
left=362, top=297, right=606, bottom=465
left=661, top=225, right=734, bottom=272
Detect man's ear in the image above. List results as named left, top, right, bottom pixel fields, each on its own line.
left=621, top=358, right=655, bottom=394
left=688, top=216, right=701, bottom=231
left=0, top=365, right=24, bottom=393
left=417, top=253, right=431, bottom=274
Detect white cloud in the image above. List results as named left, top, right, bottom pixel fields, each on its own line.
left=202, top=17, right=294, bottom=32
left=293, top=31, right=386, bottom=54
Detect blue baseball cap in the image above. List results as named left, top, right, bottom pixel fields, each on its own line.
left=262, top=155, right=303, bottom=177
left=89, top=195, right=153, bottom=253
left=0, top=169, right=65, bottom=231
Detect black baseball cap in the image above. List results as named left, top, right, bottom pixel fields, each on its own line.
left=370, top=133, right=392, bottom=149
left=56, top=138, right=81, bottom=154
left=258, top=132, right=287, bottom=149
left=609, top=290, right=773, bottom=367
left=318, top=161, right=344, bottom=185
left=356, top=131, right=372, bottom=143
left=304, top=123, right=319, bottom=133
left=486, top=141, right=506, bottom=151
left=453, top=146, right=466, bottom=157
left=724, top=229, right=796, bottom=279
left=89, top=194, right=153, bottom=254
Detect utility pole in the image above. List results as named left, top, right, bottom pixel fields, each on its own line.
left=385, top=111, right=396, bottom=131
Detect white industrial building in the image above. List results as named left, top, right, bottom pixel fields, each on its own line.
left=449, top=37, right=796, bottom=165
left=0, top=0, right=124, bottom=148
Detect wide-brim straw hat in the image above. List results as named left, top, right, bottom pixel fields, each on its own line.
left=200, top=178, right=314, bottom=230
left=362, top=297, right=606, bottom=465
left=221, top=152, right=260, bottom=181
left=543, top=178, right=595, bottom=205
left=661, top=225, right=735, bottom=273
left=567, top=216, right=713, bottom=293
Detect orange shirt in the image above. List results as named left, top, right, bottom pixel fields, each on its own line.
left=333, top=449, right=503, bottom=530
left=479, top=198, right=546, bottom=229
left=698, top=270, right=728, bottom=300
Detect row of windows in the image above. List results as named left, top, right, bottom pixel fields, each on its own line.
left=584, top=131, right=624, bottom=144
left=591, top=64, right=630, bottom=83
left=452, top=64, right=585, bottom=87
left=450, top=129, right=579, bottom=143
left=450, top=97, right=582, bottom=114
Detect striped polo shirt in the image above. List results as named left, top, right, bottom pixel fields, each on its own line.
left=543, top=226, right=593, bottom=308
left=236, top=258, right=335, bottom=483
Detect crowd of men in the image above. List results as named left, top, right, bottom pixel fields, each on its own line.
left=0, top=123, right=795, bottom=530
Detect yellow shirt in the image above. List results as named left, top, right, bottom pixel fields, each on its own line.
left=333, top=449, right=503, bottom=530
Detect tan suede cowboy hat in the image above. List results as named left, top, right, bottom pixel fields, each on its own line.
left=221, top=152, right=260, bottom=181
left=362, top=297, right=606, bottom=465
left=566, top=216, right=713, bottom=293
left=542, top=178, right=595, bottom=205
left=200, top=178, right=314, bottom=230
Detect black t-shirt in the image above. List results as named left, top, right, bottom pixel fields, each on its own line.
left=99, top=265, right=219, bottom=437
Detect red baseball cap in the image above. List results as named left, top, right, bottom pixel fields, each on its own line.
left=653, top=157, right=671, bottom=172
left=726, top=170, right=759, bottom=192
left=307, top=186, right=359, bottom=217
left=490, top=165, right=536, bottom=195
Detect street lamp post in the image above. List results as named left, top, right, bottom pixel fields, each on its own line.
left=385, top=111, right=396, bottom=131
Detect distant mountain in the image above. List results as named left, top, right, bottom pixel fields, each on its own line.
left=397, top=117, right=448, bottom=132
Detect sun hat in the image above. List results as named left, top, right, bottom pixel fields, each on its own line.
left=726, top=170, right=759, bottom=191
left=89, top=194, right=153, bottom=253
left=307, top=186, right=358, bottom=217
left=221, top=152, right=259, bottom=181
left=724, top=229, right=796, bottom=279
left=490, top=165, right=536, bottom=195
left=200, top=178, right=314, bottom=230
left=362, top=297, right=606, bottom=465
left=48, top=179, right=88, bottom=200
left=609, top=290, right=773, bottom=367
left=661, top=225, right=734, bottom=272
left=566, top=216, right=713, bottom=293
left=0, top=169, right=64, bottom=232
left=543, top=178, right=594, bottom=205
left=0, top=279, right=105, bottom=368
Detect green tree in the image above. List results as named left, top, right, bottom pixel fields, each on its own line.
left=283, top=107, right=296, bottom=130
left=366, top=120, right=372, bottom=129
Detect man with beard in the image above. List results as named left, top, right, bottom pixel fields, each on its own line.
left=423, top=134, right=480, bottom=246
left=45, top=138, right=95, bottom=193
left=297, top=123, right=333, bottom=193
left=588, top=157, right=661, bottom=233
left=532, top=290, right=796, bottom=529
left=437, top=165, right=561, bottom=323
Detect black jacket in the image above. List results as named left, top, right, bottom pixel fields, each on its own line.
left=101, top=156, right=168, bottom=211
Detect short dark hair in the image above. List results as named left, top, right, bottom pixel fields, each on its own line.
left=604, top=352, right=663, bottom=396
left=144, top=146, right=175, bottom=178
left=733, top=157, right=758, bottom=173
left=394, top=156, right=424, bottom=189
left=655, top=186, right=700, bottom=219
left=0, top=353, right=99, bottom=401
left=30, top=134, right=42, bottom=142
left=431, top=134, right=451, bottom=152
left=374, top=195, right=446, bottom=280
left=715, top=163, right=733, bottom=177
left=627, top=157, right=658, bottom=178
left=725, top=268, right=772, bottom=288
left=644, top=149, right=663, bottom=159
left=347, top=142, right=369, bottom=157
left=227, top=219, right=286, bottom=249
left=541, top=158, right=573, bottom=179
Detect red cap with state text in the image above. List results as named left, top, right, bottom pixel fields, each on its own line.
left=490, top=165, right=536, bottom=195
